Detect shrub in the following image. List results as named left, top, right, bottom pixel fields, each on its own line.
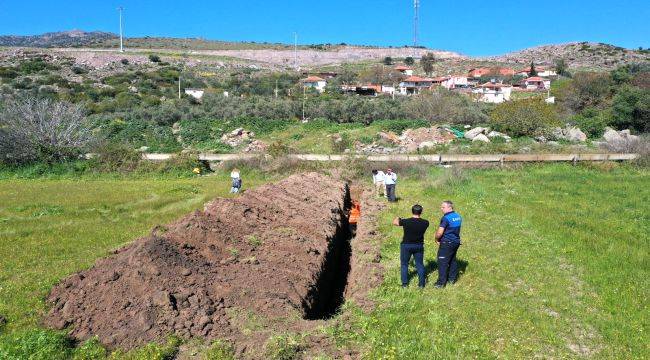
left=490, top=99, right=561, bottom=137
left=404, top=57, right=415, bottom=66
left=120, top=58, right=130, bottom=65
left=610, top=84, right=650, bottom=132
left=88, top=142, right=143, bottom=173
left=404, top=88, right=489, bottom=125
left=330, top=133, right=352, bottom=153
left=268, top=140, right=291, bottom=157
left=0, top=96, right=94, bottom=165
left=148, top=54, right=161, bottom=63
left=572, top=108, right=612, bottom=138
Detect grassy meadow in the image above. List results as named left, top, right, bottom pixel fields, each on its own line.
left=0, top=163, right=647, bottom=359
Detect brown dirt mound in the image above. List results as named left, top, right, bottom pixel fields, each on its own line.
left=44, top=172, right=353, bottom=350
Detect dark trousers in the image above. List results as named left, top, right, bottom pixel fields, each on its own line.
left=386, top=184, right=396, bottom=202
left=436, top=242, right=460, bottom=286
left=400, top=243, right=425, bottom=287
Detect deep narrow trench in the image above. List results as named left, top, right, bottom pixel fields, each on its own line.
left=302, top=184, right=355, bottom=320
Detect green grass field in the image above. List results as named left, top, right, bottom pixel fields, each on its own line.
left=0, top=164, right=648, bottom=359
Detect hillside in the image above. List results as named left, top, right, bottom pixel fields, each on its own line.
left=489, top=42, right=650, bottom=70
left=0, top=30, right=116, bottom=48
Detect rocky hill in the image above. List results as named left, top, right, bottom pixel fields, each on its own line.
left=0, top=30, right=117, bottom=48
left=488, top=42, right=650, bottom=70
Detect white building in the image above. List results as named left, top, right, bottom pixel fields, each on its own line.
left=381, top=85, right=396, bottom=95
left=301, top=76, right=327, bottom=93
left=399, top=76, right=433, bottom=95
left=184, top=88, right=205, bottom=100
left=473, top=82, right=512, bottom=103
left=440, top=75, right=469, bottom=89
left=524, top=77, right=551, bottom=90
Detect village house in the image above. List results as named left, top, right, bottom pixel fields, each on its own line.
left=184, top=88, right=205, bottom=100
left=473, top=82, right=512, bottom=103
left=524, top=76, right=551, bottom=90
left=341, top=84, right=382, bottom=96
left=517, top=66, right=557, bottom=77
left=301, top=75, right=327, bottom=93
left=468, top=67, right=515, bottom=78
left=394, top=65, right=414, bottom=76
left=440, top=75, right=469, bottom=89
left=399, top=75, right=434, bottom=95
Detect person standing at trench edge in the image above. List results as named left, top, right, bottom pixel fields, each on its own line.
left=434, top=200, right=462, bottom=288
left=384, top=168, right=397, bottom=202
left=393, top=204, right=429, bottom=288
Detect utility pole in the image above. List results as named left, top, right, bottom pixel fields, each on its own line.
left=117, top=6, right=124, bottom=52
left=302, top=85, right=306, bottom=122
left=274, top=79, right=279, bottom=98
left=294, top=32, right=298, bottom=71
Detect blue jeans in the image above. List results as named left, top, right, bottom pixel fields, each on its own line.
left=400, top=243, right=425, bottom=287
left=436, top=242, right=460, bottom=286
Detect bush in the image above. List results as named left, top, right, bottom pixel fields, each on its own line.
left=572, top=108, right=612, bottom=138
left=330, top=133, right=352, bottom=153
left=148, top=54, right=161, bottom=63
left=611, top=84, right=650, bottom=132
left=490, top=99, right=561, bottom=137
left=88, top=142, right=143, bottom=173
left=0, top=96, right=94, bottom=165
left=375, top=119, right=429, bottom=133
left=404, top=88, right=489, bottom=125
left=404, top=57, right=415, bottom=66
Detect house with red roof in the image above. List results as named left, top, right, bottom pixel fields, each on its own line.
left=300, top=75, right=327, bottom=93
left=472, top=81, right=513, bottom=103
left=394, top=65, right=414, bottom=76
left=399, top=75, right=434, bottom=95
left=524, top=76, right=551, bottom=90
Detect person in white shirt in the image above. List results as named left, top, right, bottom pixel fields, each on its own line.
left=384, top=168, right=397, bottom=202
left=372, top=169, right=386, bottom=197
left=230, top=168, right=241, bottom=193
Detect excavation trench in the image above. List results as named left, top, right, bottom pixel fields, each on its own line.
left=44, top=173, right=372, bottom=351
left=302, top=206, right=354, bottom=320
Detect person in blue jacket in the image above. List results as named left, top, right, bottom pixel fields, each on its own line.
left=434, top=200, right=462, bottom=288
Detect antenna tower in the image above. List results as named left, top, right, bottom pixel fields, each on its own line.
left=413, top=0, right=420, bottom=48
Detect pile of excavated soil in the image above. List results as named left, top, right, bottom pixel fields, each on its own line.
left=44, top=172, right=351, bottom=350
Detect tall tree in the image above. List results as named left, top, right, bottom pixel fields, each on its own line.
left=420, top=53, right=437, bottom=75
left=529, top=61, right=538, bottom=77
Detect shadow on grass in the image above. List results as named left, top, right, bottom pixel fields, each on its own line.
left=405, top=258, right=469, bottom=286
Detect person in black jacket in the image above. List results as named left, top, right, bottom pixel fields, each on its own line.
left=393, top=204, right=429, bottom=288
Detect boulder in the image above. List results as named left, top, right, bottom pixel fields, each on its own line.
left=230, top=128, right=244, bottom=136
left=464, top=127, right=487, bottom=140
left=487, top=131, right=511, bottom=141
left=566, top=127, right=587, bottom=142
left=603, top=127, right=623, bottom=143
left=472, top=134, right=490, bottom=143
left=418, top=141, right=436, bottom=150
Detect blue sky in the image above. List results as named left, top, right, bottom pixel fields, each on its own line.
left=1, top=0, right=648, bottom=56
